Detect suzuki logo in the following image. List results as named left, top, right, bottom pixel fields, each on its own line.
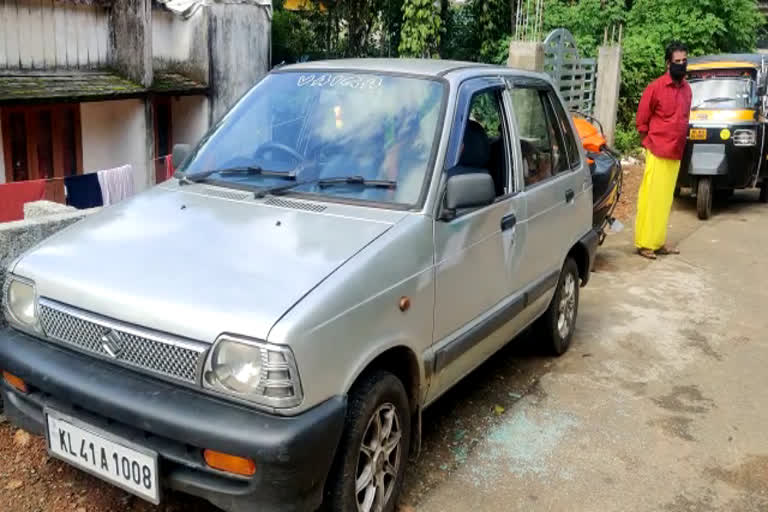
left=100, top=330, right=123, bottom=359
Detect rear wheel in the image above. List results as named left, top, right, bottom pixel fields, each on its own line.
left=697, top=177, right=713, bottom=220
left=673, top=185, right=681, bottom=198
left=325, top=371, right=411, bottom=512
left=760, top=181, right=768, bottom=203
left=537, top=258, right=580, bottom=356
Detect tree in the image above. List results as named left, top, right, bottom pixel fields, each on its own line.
left=541, top=0, right=764, bottom=152
left=616, top=0, right=763, bottom=150
left=398, top=0, right=442, bottom=57
left=474, top=0, right=512, bottom=61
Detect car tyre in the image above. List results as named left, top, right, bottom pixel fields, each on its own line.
left=538, top=258, right=580, bottom=356
left=760, top=181, right=768, bottom=203
left=697, top=177, right=713, bottom=220
left=325, top=371, right=411, bottom=512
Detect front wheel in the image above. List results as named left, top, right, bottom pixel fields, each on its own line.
left=537, top=258, right=580, bottom=356
left=325, top=371, right=411, bottom=512
left=697, top=177, right=713, bottom=220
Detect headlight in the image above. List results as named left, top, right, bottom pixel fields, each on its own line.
left=203, top=335, right=303, bottom=408
left=733, top=129, right=757, bottom=146
left=3, top=276, right=38, bottom=328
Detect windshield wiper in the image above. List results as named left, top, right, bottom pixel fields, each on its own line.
left=692, top=97, right=737, bottom=110
left=176, top=166, right=296, bottom=184
left=253, top=175, right=397, bottom=199
left=318, top=176, right=397, bottom=189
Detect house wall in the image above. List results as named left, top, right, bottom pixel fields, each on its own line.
left=152, top=8, right=209, bottom=84
left=209, top=4, right=271, bottom=124
left=80, top=99, right=150, bottom=192
left=0, top=0, right=111, bottom=70
left=171, top=95, right=209, bottom=147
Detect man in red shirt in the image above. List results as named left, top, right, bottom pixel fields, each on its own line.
left=634, top=41, right=692, bottom=259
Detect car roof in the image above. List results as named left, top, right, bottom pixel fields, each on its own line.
left=688, top=53, right=765, bottom=71
left=278, top=58, right=502, bottom=78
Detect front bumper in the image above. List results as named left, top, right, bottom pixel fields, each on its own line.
left=0, top=327, right=346, bottom=512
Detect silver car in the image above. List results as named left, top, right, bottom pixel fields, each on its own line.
left=1, top=59, right=597, bottom=512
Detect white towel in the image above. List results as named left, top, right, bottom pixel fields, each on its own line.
left=96, top=165, right=134, bottom=206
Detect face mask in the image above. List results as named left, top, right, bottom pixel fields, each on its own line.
left=670, top=62, right=687, bottom=81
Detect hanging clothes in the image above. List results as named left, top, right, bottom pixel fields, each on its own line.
left=97, top=165, right=134, bottom=206
left=0, top=179, right=46, bottom=222
left=65, top=173, right=104, bottom=209
left=164, top=155, right=175, bottom=182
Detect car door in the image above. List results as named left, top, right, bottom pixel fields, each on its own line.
left=506, top=78, right=583, bottom=314
left=427, top=77, right=528, bottom=403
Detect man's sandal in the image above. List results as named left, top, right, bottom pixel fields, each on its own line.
left=656, top=246, right=680, bottom=255
left=638, top=248, right=657, bottom=260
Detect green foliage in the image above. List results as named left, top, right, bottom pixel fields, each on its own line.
left=618, top=0, right=763, bottom=146
left=474, top=0, right=512, bottom=62
left=541, top=0, right=764, bottom=154
left=441, top=3, right=481, bottom=61
left=399, top=0, right=442, bottom=57
left=543, top=0, right=626, bottom=58
left=272, top=8, right=327, bottom=66
left=614, top=125, right=641, bottom=155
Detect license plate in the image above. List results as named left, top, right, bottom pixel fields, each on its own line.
left=689, top=128, right=707, bottom=140
left=45, top=410, right=160, bottom=504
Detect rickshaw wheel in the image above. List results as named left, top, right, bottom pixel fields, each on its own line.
left=673, top=186, right=681, bottom=198
left=697, top=178, right=713, bottom=220
left=760, top=182, right=768, bottom=203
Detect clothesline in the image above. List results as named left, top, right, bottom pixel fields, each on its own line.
left=0, top=164, right=136, bottom=223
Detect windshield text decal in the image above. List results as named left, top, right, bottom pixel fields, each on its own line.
left=297, top=74, right=383, bottom=90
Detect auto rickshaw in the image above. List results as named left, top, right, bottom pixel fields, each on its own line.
left=678, top=53, right=768, bottom=219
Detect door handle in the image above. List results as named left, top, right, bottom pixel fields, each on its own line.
left=565, top=189, right=575, bottom=203
left=501, top=213, right=517, bottom=231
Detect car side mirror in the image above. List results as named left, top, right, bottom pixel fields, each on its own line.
left=758, top=74, right=767, bottom=97
left=172, top=144, right=192, bottom=169
left=443, top=172, right=495, bottom=217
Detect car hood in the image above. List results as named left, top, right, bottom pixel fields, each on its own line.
left=13, top=185, right=402, bottom=342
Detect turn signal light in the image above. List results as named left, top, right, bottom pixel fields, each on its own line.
left=203, top=449, right=256, bottom=476
left=3, top=371, right=28, bottom=393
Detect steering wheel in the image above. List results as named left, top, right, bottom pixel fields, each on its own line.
left=253, top=142, right=306, bottom=167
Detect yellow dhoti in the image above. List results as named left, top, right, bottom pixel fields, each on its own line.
left=635, top=150, right=681, bottom=251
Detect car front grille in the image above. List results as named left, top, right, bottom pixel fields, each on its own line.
left=38, top=299, right=208, bottom=385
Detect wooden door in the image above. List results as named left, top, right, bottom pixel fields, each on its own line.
left=2, top=103, right=83, bottom=183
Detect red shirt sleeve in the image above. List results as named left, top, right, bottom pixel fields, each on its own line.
left=636, top=81, right=655, bottom=135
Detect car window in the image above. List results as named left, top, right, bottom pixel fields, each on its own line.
left=180, top=72, right=445, bottom=207
left=547, top=92, right=582, bottom=169
left=509, top=88, right=555, bottom=187
left=465, top=91, right=509, bottom=197
left=541, top=93, right=569, bottom=176
left=469, top=92, right=502, bottom=139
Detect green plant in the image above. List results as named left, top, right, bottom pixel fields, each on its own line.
left=441, top=3, right=481, bottom=61
left=618, top=0, right=763, bottom=140
left=474, top=0, right=512, bottom=62
left=399, top=0, right=442, bottom=57
left=614, top=125, right=641, bottom=155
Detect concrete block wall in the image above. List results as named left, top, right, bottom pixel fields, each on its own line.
left=594, top=45, right=622, bottom=147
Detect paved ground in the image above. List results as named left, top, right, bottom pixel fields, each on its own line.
left=1, top=183, right=767, bottom=512
left=404, top=190, right=768, bottom=511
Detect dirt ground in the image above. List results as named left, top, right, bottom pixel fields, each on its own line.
left=0, top=166, right=646, bottom=512
left=614, top=163, right=643, bottom=223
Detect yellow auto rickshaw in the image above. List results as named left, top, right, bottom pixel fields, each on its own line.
left=678, top=53, right=768, bottom=219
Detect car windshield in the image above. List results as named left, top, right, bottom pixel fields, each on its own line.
left=180, top=71, right=445, bottom=206
left=689, top=78, right=755, bottom=110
